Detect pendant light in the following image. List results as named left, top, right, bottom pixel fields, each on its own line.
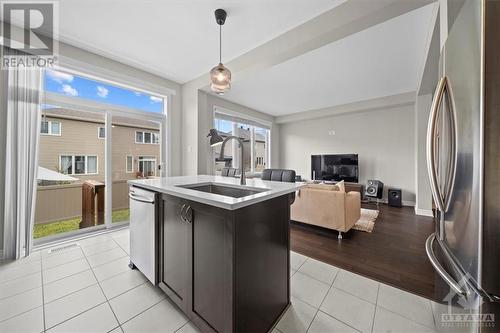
left=210, top=9, right=231, bottom=95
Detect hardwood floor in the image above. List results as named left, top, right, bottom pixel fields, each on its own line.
left=290, top=203, right=439, bottom=301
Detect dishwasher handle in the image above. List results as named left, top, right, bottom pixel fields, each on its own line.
left=129, top=192, right=155, bottom=204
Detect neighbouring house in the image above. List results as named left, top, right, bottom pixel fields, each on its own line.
left=39, top=107, right=161, bottom=183
left=35, top=107, right=161, bottom=225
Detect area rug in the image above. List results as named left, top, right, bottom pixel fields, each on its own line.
left=353, top=208, right=379, bottom=233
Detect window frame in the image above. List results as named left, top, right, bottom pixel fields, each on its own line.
left=135, top=130, right=160, bottom=145
left=59, top=154, right=99, bottom=175
left=135, top=131, right=144, bottom=144
left=97, top=126, right=106, bottom=139
left=41, top=120, right=62, bottom=136
left=253, top=126, right=270, bottom=173
left=73, top=155, right=86, bottom=175
left=152, top=132, right=159, bottom=144
left=126, top=155, right=134, bottom=173
left=138, top=156, right=157, bottom=177
left=212, top=107, right=272, bottom=175
left=86, top=155, right=98, bottom=174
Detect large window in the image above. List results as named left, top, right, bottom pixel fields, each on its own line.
left=60, top=155, right=98, bottom=175
left=213, top=110, right=270, bottom=174
left=35, top=67, right=167, bottom=242
left=44, top=69, right=164, bottom=113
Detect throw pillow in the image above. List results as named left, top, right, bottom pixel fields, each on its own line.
left=336, top=180, right=345, bottom=192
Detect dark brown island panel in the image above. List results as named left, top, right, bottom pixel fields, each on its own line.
left=159, top=193, right=292, bottom=333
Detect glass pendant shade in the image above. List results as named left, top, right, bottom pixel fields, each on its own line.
left=210, top=63, right=231, bottom=95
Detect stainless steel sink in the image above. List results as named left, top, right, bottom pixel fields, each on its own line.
left=178, top=183, right=268, bottom=198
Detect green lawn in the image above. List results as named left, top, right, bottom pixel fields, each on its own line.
left=112, top=208, right=130, bottom=223
left=34, top=208, right=130, bottom=239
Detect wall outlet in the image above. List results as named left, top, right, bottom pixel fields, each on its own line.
left=328, top=130, right=336, bottom=136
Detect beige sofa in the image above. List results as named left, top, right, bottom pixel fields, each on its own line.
left=291, top=183, right=361, bottom=239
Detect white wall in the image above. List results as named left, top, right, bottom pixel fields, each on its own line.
left=279, top=105, right=416, bottom=204
left=0, top=67, right=6, bottom=252
left=414, top=5, right=439, bottom=216
left=181, top=80, right=200, bottom=176
left=415, top=94, right=434, bottom=213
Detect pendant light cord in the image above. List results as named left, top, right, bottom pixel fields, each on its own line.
left=219, top=24, right=222, bottom=64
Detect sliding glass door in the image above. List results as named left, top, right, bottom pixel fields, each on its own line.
left=35, top=105, right=106, bottom=240
left=34, top=68, right=167, bottom=244
left=111, top=116, right=162, bottom=224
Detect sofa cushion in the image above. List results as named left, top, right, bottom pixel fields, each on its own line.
left=306, top=184, right=339, bottom=191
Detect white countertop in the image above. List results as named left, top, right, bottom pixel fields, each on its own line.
left=128, top=175, right=304, bottom=210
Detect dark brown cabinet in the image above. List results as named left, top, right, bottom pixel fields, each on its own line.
left=159, top=195, right=189, bottom=312
left=189, top=201, right=233, bottom=332
left=159, top=193, right=292, bottom=333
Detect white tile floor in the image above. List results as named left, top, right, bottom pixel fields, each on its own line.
left=0, top=228, right=439, bottom=333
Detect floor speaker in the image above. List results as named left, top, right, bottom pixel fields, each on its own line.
left=365, top=180, right=384, bottom=199
left=388, top=188, right=402, bottom=207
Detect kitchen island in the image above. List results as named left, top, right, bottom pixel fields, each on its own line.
left=128, top=175, right=303, bottom=333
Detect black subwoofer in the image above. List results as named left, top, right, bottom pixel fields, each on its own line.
left=365, top=180, right=384, bottom=199
left=388, top=188, right=402, bottom=207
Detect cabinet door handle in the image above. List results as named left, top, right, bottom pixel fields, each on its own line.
left=180, top=204, right=187, bottom=222
left=184, top=206, right=193, bottom=223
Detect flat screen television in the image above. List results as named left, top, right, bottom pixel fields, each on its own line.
left=311, top=154, right=358, bottom=182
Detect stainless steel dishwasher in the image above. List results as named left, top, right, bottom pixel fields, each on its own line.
left=129, top=186, right=157, bottom=284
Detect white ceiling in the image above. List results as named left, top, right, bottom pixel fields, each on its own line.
left=219, top=3, right=436, bottom=116
left=50, top=0, right=344, bottom=84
